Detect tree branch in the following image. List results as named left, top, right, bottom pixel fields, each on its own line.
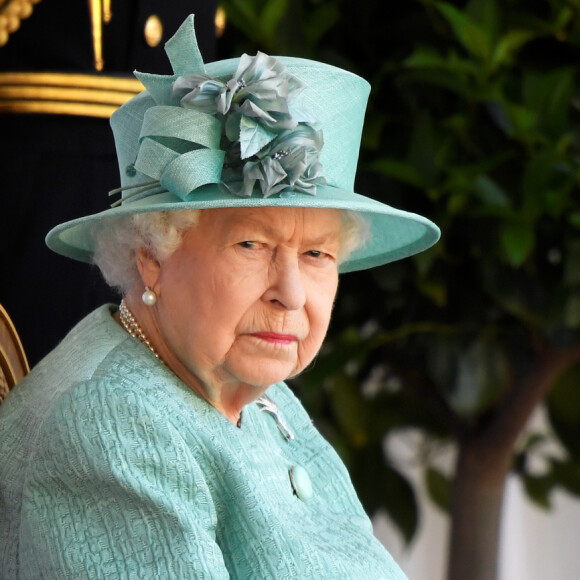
left=481, top=341, right=580, bottom=453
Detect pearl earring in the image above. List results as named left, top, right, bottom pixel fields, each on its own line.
left=142, top=286, right=157, bottom=306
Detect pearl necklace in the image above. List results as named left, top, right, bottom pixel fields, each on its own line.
left=118, top=300, right=248, bottom=428
left=118, top=299, right=161, bottom=360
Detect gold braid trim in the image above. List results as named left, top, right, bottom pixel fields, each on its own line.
left=0, top=72, right=144, bottom=118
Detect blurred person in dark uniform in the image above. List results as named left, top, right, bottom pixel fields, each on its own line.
left=0, top=0, right=218, bottom=365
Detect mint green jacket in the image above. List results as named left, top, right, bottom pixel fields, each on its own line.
left=0, top=306, right=406, bottom=579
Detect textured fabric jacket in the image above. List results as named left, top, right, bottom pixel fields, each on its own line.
left=0, top=306, right=407, bottom=579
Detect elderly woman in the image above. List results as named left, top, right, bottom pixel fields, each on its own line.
left=0, top=15, right=439, bottom=580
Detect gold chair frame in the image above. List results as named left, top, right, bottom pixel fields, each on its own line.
left=0, top=304, right=29, bottom=403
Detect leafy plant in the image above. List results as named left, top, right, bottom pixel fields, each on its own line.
left=218, top=1, right=580, bottom=578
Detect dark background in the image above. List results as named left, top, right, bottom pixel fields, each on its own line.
left=0, top=1, right=218, bottom=365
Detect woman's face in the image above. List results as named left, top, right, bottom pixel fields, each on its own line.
left=144, top=206, right=341, bottom=398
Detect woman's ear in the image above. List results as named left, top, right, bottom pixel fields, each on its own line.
left=136, top=248, right=162, bottom=295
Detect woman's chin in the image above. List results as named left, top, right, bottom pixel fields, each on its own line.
left=221, top=339, right=304, bottom=388
left=224, top=357, right=298, bottom=390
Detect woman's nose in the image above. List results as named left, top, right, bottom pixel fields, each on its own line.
left=263, top=253, right=306, bottom=311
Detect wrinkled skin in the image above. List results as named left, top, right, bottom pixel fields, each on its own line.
left=127, top=206, right=341, bottom=424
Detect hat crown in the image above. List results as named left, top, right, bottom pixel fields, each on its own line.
left=110, top=15, right=370, bottom=203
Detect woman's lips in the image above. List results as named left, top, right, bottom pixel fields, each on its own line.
left=250, top=332, right=298, bottom=345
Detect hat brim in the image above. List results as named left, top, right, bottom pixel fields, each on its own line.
left=46, top=183, right=440, bottom=273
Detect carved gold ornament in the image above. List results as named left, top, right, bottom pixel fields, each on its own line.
left=0, top=0, right=41, bottom=48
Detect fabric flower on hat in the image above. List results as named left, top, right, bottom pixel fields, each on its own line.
left=174, top=52, right=302, bottom=127
left=172, top=51, right=325, bottom=198
left=222, top=123, right=325, bottom=198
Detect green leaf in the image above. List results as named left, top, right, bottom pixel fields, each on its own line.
left=553, top=6, right=574, bottom=32
left=369, top=158, right=426, bottom=189
left=397, top=68, right=471, bottom=97
left=520, top=432, right=548, bottom=452
left=547, top=364, right=580, bottom=461
left=351, top=444, right=418, bottom=543
left=466, top=0, right=499, bottom=40
left=447, top=192, right=468, bottom=214
left=491, top=30, right=535, bottom=71
left=550, top=458, right=580, bottom=496
left=435, top=1, right=491, bottom=61
left=569, top=211, right=580, bottom=229
left=408, top=111, right=444, bottom=186
left=261, top=0, right=288, bottom=32
left=521, top=153, right=555, bottom=201
left=544, top=188, right=572, bottom=219
left=474, top=175, right=511, bottom=208
left=413, top=245, right=439, bottom=276
left=523, top=474, right=553, bottom=509
left=523, top=68, right=575, bottom=135
left=503, top=102, right=538, bottom=137
left=303, top=4, right=341, bottom=45
left=425, top=467, right=452, bottom=512
left=500, top=222, right=535, bottom=266
left=361, top=113, right=387, bottom=151
left=404, top=47, right=481, bottom=85
left=376, top=465, right=419, bottom=543
left=328, top=374, right=371, bottom=448
left=219, top=0, right=262, bottom=40
left=404, top=46, right=448, bottom=69
left=543, top=70, right=574, bottom=134
left=417, top=279, right=447, bottom=308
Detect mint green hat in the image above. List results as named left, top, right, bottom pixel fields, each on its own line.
left=46, top=14, right=440, bottom=273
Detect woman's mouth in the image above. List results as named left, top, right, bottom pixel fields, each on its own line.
left=250, top=332, right=298, bottom=345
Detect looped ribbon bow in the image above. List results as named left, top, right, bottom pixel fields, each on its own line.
left=135, top=105, right=225, bottom=200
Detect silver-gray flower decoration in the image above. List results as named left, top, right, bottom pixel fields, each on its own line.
left=172, top=52, right=326, bottom=197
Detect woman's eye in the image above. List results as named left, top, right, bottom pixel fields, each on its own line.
left=304, top=249, right=337, bottom=263
left=306, top=250, right=335, bottom=260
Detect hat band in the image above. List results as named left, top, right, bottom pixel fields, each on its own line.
left=0, top=72, right=143, bottom=118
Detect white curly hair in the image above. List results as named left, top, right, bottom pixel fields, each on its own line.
left=93, top=209, right=369, bottom=294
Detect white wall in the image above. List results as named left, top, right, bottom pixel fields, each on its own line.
left=374, top=415, right=580, bottom=580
